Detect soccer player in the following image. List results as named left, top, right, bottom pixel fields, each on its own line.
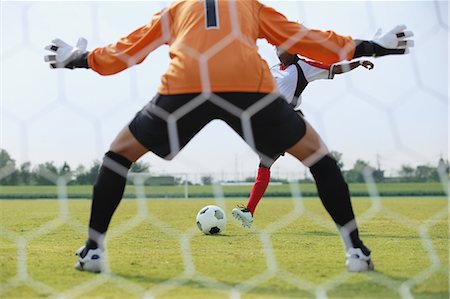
left=44, top=1, right=413, bottom=273
left=232, top=49, right=374, bottom=227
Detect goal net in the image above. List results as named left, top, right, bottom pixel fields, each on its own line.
left=1, top=1, right=448, bottom=298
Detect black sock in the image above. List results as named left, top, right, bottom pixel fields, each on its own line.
left=310, top=155, right=369, bottom=254
left=88, top=151, right=132, bottom=236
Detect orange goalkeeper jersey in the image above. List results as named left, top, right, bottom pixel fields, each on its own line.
left=88, top=0, right=356, bottom=95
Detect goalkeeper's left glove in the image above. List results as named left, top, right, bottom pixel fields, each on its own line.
left=44, top=37, right=90, bottom=69
left=353, top=25, right=414, bottom=58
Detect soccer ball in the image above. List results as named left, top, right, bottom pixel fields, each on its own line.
left=196, top=205, right=227, bottom=235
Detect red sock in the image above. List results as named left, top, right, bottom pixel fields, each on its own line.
left=246, top=167, right=270, bottom=215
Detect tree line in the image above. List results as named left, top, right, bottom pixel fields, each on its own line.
left=0, top=149, right=150, bottom=185
left=0, top=149, right=448, bottom=186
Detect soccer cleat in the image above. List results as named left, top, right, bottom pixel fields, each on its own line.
left=74, top=245, right=105, bottom=273
left=232, top=206, right=253, bottom=228
left=346, top=247, right=375, bottom=272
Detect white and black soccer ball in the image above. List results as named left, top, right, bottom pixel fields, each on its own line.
left=196, top=205, right=227, bottom=235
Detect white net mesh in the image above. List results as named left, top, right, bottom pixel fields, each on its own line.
left=1, top=1, right=449, bottom=298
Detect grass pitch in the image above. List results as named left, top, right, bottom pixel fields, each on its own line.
left=0, top=197, right=448, bottom=298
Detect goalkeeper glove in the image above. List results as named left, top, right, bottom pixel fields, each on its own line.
left=44, top=38, right=90, bottom=69
left=353, top=25, right=414, bottom=58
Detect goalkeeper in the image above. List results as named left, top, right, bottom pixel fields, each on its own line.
left=44, top=0, right=413, bottom=273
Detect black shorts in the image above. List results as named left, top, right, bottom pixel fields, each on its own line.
left=258, top=109, right=305, bottom=168
left=129, top=92, right=306, bottom=160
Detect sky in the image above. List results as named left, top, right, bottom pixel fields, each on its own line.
left=1, top=0, right=449, bottom=180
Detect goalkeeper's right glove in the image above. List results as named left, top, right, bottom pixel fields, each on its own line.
left=44, top=38, right=90, bottom=69
left=353, top=25, right=414, bottom=58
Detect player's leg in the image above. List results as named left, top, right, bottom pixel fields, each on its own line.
left=286, top=121, right=374, bottom=272
left=87, top=93, right=211, bottom=239
left=236, top=108, right=303, bottom=227
left=75, top=126, right=148, bottom=272
left=76, top=93, right=216, bottom=272
left=230, top=93, right=372, bottom=271
left=232, top=160, right=274, bottom=228
left=246, top=157, right=283, bottom=215
left=89, top=127, right=148, bottom=239
left=222, top=93, right=297, bottom=228
left=247, top=164, right=271, bottom=214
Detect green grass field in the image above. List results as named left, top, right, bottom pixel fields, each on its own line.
left=0, top=197, right=448, bottom=298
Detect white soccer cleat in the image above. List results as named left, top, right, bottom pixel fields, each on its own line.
left=346, top=247, right=375, bottom=272
left=232, top=207, right=253, bottom=228
left=75, top=245, right=105, bottom=273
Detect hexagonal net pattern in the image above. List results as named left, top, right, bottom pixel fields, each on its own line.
left=1, top=1, right=448, bottom=299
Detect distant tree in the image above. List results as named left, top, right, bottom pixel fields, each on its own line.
left=414, top=165, right=438, bottom=182
left=0, top=149, right=14, bottom=168
left=345, top=160, right=367, bottom=182
left=344, top=159, right=383, bottom=182
left=372, top=169, right=385, bottom=182
left=244, top=176, right=255, bottom=182
left=201, top=175, right=213, bottom=185
left=18, top=162, right=32, bottom=185
left=33, top=162, right=59, bottom=185
left=399, top=164, right=415, bottom=180
left=0, top=149, right=18, bottom=185
left=130, top=161, right=150, bottom=173
left=174, top=176, right=184, bottom=185
left=74, top=161, right=101, bottom=185
left=437, top=158, right=450, bottom=177
left=71, top=165, right=86, bottom=185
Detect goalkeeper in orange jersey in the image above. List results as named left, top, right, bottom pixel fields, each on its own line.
left=232, top=49, right=374, bottom=227
left=45, top=0, right=413, bottom=273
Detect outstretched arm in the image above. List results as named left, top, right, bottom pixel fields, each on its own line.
left=259, top=3, right=414, bottom=65
left=332, top=60, right=374, bottom=75
left=44, top=10, right=169, bottom=75
left=259, top=5, right=356, bottom=65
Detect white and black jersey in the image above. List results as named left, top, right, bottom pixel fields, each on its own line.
left=271, top=57, right=334, bottom=110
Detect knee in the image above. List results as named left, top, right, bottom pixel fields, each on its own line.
left=109, top=140, right=127, bottom=158
left=108, top=128, right=148, bottom=162
left=287, top=138, right=329, bottom=167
